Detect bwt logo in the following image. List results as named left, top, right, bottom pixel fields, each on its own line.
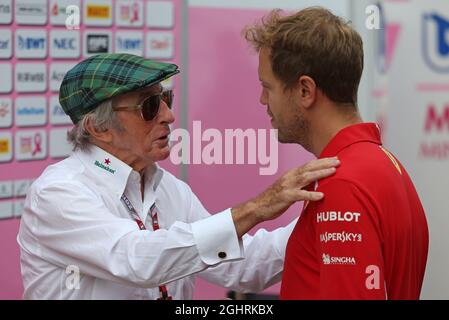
left=425, top=104, right=449, bottom=133
left=53, top=38, right=76, bottom=50
left=18, top=36, right=45, bottom=50
left=422, top=13, right=449, bottom=73
left=117, top=38, right=142, bottom=50
left=0, top=39, right=9, bottom=49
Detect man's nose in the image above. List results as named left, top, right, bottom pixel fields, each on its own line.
left=156, top=100, right=175, bottom=124
left=259, top=88, right=268, bottom=106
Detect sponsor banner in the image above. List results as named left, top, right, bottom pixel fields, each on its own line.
left=84, top=0, right=113, bottom=27
left=84, top=30, right=112, bottom=57
left=116, top=0, right=143, bottom=27
left=49, top=128, right=72, bottom=159
left=0, top=29, right=12, bottom=59
left=15, top=29, right=47, bottom=59
left=15, top=96, right=47, bottom=127
left=0, top=97, right=13, bottom=128
left=15, top=0, right=47, bottom=25
left=0, top=180, right=13, bottom=199
left=49, top=0, right=81, bottom=26
left=0, top=131, right=12, bottom=162
left=0, top=0, right=12, bottom=25
left=0, top=63, right=12, bottom=93
left=15, top=129, right=47, bottom=161
left=375, top=0, right=449, bottom=299
left=49, top=96, right=72, bottom=125
left=115, top=31, right=144, bottom=56
left=15, top=63, right=47, bottom=92
left=50, top=62, right=77, bottom=92
left=146, top=31, right=174, bottom=59
left=146, top=1, right=174, bottom=29
left=13, top=179, right=30, bottom=197
left=50, top=30, right=80, bottom=59
left=0, top=200, right=13, bottom=219
left=14, top=199, right=25, bottom=217
left=416, top=94, right=449, bottom=161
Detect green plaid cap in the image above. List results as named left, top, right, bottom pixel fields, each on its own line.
left=59, top=53, right=180, bottom=124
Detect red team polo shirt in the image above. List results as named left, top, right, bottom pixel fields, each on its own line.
left=280, top=123, right=429, bottom=300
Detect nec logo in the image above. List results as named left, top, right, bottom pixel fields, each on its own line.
left=18, top=36, right=45, bottom=50
left=425, top=104, right=449, bottom=133
left=53, top=38, right=76, bottom=50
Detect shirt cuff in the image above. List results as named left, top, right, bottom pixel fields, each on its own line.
left=191, top=208, right=244, bottom=265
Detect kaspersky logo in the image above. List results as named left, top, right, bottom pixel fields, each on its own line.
left=94, top=158, right=115, bottom=174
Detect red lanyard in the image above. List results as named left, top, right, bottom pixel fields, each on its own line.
left=121, top=194, right=173, bottom=300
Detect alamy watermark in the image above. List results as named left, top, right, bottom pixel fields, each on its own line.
left=65, top=265, right=80, bottom=290
left=365, top=5, right=381, bottom=30
left=169, top=121, right=279, bottom=176
left=65, top=5, right=80, bottom=30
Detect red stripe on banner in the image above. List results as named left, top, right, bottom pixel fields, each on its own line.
left=416, top=83, right=449, bottom=92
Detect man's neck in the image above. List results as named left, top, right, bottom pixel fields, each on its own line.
left=309, top=107, right=362, bottom=157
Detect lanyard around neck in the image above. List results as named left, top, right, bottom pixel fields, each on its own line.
left=120, top=194, right=172, bottom=300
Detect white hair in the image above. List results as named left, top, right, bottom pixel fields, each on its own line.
left=67, top=99, right=124, bottom=151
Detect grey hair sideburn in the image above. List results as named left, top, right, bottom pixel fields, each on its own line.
left=67, top=99, right=124, bottom=151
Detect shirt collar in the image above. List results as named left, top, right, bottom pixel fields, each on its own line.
left=319, top=123, right=382, bottom=158
left=74, top=145, right=164, bottom=199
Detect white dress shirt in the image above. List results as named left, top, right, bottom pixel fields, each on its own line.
left=17, top=145, right=295, bottom=299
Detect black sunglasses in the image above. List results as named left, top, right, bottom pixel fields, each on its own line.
left=113, top=89, right=174, bottom=121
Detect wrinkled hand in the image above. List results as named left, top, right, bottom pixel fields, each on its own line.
left=251, top=157, right=340, bottom=222
left=231, top=157, right=340, bottom=237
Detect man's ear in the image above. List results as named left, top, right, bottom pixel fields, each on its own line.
left=84, top=116, right=113, bottom=144
left=296, top=75, right=317, bottom=109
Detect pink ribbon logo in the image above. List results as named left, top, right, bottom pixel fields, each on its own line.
left=32, top=133, right=42, bottom=156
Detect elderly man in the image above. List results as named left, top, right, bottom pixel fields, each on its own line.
left=17, top=53, right=339, bottom=299
left=244, top=8, right=429, bottom=299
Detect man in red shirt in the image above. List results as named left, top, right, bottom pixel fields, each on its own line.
left=243, top=7, right=429, bottom=299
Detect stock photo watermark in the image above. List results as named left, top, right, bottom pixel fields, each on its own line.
left=365, top=4, right=381, bottom=30
left=65, top=265, right=80, bottom=290
left=169, top=121, right=279, bottom=176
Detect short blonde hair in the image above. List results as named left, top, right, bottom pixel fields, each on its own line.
left=243, top=7, right=364, bottom=105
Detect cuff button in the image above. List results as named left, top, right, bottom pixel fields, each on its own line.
left=218, top=251, right=227, bottom=259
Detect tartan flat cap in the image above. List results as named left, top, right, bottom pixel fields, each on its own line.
left=59, top=53, right=180, bottom=124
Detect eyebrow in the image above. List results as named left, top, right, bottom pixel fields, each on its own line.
left=137, top=85, right=163, bottom=100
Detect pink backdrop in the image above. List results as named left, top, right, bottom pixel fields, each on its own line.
left=188, top=7, right=313, bottom=299
left=0, top=0, right=183, bottom=300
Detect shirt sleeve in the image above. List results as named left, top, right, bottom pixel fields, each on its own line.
left=18, top=180, right=244, bottom=289
left=198, top=219, right=296, bottom=293
left=165, top=184, right=296, bottom=293
left=313, top=179, right=386, bottom=299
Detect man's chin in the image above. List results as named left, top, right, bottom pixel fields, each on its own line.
left=152, top=147, right=171, bottom=162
